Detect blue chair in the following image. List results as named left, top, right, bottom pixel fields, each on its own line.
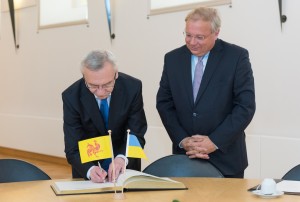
left=282, top=164, right=300, bottom=181
left=143, top=154, right=223, bottom=178
left=0, top=159, right=51, bottom=183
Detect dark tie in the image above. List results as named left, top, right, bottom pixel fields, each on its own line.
left=193, top=56, right=204, bottom=101
left=100, top=98, right=109, bottom=129
left=100, top=98, right=111, bottom=171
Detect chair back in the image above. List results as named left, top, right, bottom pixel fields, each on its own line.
left=143, top=154, right=223, bottom=178
left=0, top=159, right=51, bottom=183
left=282, top=164, right=300, bottom=181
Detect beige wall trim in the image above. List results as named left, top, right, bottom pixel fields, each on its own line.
left=0, top=146, right=68, bottom=166
left=38, top=19, right=89, bottom=31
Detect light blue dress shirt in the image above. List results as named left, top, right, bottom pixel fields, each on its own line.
left=191, top=52, right=210, bottom=83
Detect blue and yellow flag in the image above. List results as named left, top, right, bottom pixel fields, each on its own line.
left=126, top=134, right=147, bottom=159
left=78, top=136, right=112, bottom=163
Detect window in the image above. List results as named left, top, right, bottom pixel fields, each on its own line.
left=149, top=0, right=231, bottom=16
left=38, top=0, right=88, bottom=30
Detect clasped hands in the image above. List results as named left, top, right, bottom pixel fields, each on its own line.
left=90, top=157, right=125, bottom=183
left=181, top=135, right=216, bottom=159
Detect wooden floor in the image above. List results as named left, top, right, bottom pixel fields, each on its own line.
left=0, top=148, right=72, bottom=180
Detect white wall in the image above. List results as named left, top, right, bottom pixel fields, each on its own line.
left=1, top=0, right=300, bottom=179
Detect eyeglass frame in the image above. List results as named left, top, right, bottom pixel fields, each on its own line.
left=183, top=31, right=213, bottom=43
left=84, top=72, right=117, bottom=91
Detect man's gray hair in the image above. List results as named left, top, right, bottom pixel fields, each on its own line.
left=185, top=7, right=221, bottom=33
left=81, top=50, right=117, bottom=72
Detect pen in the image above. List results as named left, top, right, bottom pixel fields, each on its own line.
left=98, top=161, right=103, bottom=172
left=98, top=161, right=106, bottom=182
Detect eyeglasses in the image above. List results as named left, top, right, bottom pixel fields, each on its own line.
left=183, top=32, right=212, bottom=43
left=85, top=73, right=116, bottom=91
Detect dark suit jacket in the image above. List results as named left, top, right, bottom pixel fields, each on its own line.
left=62, top=72, right=147, bottom=179
left=156, top=39, right=255, bottom=175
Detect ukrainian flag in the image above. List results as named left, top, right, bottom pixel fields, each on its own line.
left=126, top=134, right=147, bottom=159
left=78, top=135, right=113, bottom=163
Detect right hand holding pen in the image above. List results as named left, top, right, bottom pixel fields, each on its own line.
left=90, top=166, right=107, bottom=183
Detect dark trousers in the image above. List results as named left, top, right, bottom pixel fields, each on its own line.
left=223, top=170, right=244, bottom=178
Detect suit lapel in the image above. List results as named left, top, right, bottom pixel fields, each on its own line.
left=108, top=78, right=124, bottom=132
left=181, top=47, right=194, bottom=106
left=195, top=39, right=224, bottom=104
left=80, top=80, right=107, bottom=134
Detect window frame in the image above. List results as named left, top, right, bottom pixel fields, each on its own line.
left=38, top=0, right=88, bottom=30
left=148, top=0, right=231, bottom=16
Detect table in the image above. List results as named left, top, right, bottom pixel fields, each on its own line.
left=0, top=178, right=299, bottom=202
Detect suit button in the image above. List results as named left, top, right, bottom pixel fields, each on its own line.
left=193, top=113, right=197, bottom=117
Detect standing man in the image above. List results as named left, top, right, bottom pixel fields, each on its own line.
left=156, top=7, right=255, bottom=178
left=62, top=50, right=147, bottom=182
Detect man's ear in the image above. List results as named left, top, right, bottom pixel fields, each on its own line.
left=115, top=71, right=119, bottom=79
left=214, top=29, right=220, bottom=40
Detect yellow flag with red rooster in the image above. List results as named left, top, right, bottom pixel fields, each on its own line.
left=78, top=136, right=112, bottom=163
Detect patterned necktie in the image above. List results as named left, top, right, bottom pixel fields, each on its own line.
left=193, top=56, right=204, bottom=102
left=100, top=98, right=109, bottom=129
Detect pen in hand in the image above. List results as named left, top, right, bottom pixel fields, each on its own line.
left=98, top=161, right=106, bottom=183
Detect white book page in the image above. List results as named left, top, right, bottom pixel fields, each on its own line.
left=54, top=169, right=178, bottom=191
left=277, top=180, right=300, bottom=193
left=55, top=181, right=115, bottom=191
left=118, top=169, right=177, bottom=183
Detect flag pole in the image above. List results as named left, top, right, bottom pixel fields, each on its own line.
left=124, top=129, right=130, bottom=173
left=109, top=130, right=126, bottom=200
left=108, top=130, right=117, bottom=194
left=120, top=129, right=131, bottom=195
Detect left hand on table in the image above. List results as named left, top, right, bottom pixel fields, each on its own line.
left=107, top=157, right=126, bottom=182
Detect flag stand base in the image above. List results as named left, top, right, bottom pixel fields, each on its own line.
left=113, top=193, right=126, bottom=200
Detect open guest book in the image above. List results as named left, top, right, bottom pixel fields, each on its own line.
left=51, top=169, right=187, bottom=195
